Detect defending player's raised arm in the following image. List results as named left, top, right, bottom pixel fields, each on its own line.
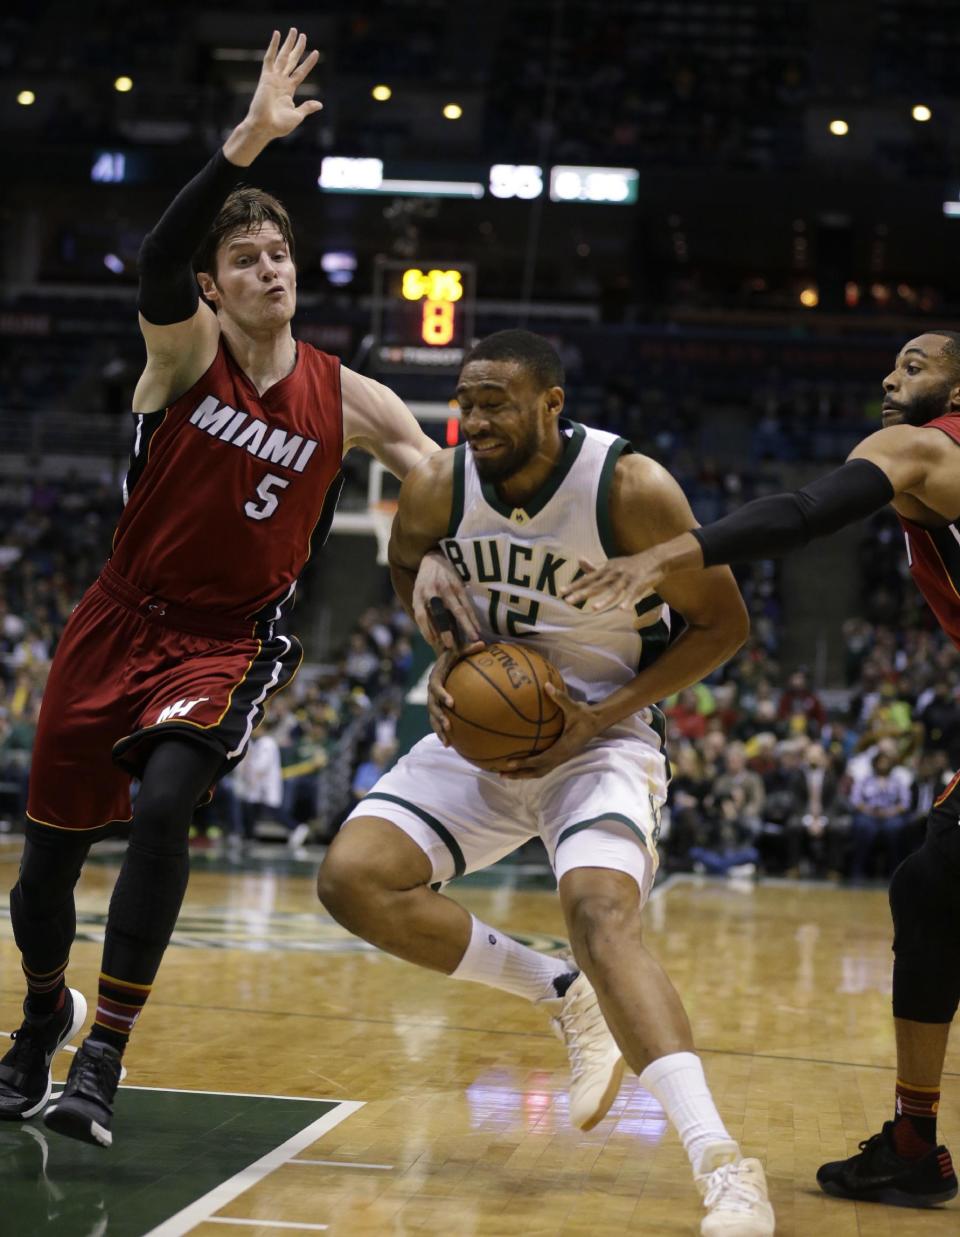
left=340, top=367, right=439, bottom=479
left=133, top=29, right=321, bottom=409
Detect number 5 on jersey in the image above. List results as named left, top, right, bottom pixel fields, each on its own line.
left=245, top=472, right=290, bottom=521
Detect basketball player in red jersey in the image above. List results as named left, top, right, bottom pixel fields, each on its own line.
left=563, top=330, right=960, bottom=1208
left=0, top=29, right=464, bottom=1146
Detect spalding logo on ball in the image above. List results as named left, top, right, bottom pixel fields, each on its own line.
left=443, top=642, right=565, bottom=770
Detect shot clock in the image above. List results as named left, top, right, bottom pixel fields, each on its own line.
left=371, top=258, right=476, bottom=374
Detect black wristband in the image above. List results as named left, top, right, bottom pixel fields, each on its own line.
left=692, top=458, right=895, bottom=567
left=137, top=149, right=246, bottom=325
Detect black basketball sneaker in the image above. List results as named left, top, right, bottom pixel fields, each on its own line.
left=0, top=989, right=88, bottom=1120
left=43, top=1039, right=122, bottom=1147
left=817, top=1121, right=957, bottom=1207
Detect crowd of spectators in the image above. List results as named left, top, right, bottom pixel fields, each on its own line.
left=660, top=619, right=960, bottom=882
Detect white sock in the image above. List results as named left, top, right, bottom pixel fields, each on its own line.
left=451, top=914, right=575, bottom=1003
left=638, top=1052, right=738, bottom=1176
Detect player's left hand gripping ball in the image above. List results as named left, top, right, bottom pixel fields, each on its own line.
left=499, top=682, right=603, bottom=779
left=414, top=552, right=479, bottom=651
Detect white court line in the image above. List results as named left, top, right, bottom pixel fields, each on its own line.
left=0, top=1068, right=325, bottom=1104
left=143, top=1100, right=364, bottom=1237
left=290, top=1158, right=393, bottom=1170
left=206, top=1220, right=328, bottom=1232
left=116, top=1083, right=339, bottom=1103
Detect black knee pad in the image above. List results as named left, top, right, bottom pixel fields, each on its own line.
left=130, top=737, right=224, bottom=852
left=890, top=843, right=960, bottom=1023
left=10, top=831, right=90, bottom=963
left=9, top=881, right=77, bottom=961
left=106, top=838, right=190, bottom=950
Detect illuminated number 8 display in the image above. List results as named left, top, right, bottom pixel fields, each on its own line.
left=422, top=300, right=455, bottom=345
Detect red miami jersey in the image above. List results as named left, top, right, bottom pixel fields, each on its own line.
left=109, top=337, right=344, bottom=626
left=897, top=412, right=960, bottom=649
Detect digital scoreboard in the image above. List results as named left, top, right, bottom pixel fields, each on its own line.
left=371, top=258, right=476, bottom=374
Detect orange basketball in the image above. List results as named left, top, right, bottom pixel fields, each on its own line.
left=443, top=642, right=565, bottom=770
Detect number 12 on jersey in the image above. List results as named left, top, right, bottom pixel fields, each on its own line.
left=488, top=590, right=540, bottom=637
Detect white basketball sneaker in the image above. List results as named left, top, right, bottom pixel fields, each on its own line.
left=697, top=1146, right=775, bottom=1236
left=548, top=972, right=624, bottom=1130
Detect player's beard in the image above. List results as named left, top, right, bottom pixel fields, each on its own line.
left=903, top=379, right=954, bottom=425
left=472, top=422, right=541, bottom=483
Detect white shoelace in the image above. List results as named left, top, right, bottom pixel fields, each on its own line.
left=702, top=1163, right=763, bottom=1214
left=555, top=990, right=609, bottom=1079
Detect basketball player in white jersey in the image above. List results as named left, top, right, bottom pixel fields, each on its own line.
left=317, top=330, right=775, bottom=1235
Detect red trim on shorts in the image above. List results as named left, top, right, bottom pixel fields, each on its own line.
left=934, top=769, right=960, bottom=808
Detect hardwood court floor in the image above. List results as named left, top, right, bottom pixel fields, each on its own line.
left=1, top=838, right=958, bottom=1236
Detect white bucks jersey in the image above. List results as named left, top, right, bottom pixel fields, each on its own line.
left=442, top=419, right=669, bottom=751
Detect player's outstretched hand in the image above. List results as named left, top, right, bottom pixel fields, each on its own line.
left=498, top=681, right=603, bottom=780
left=245, top=28, right=322, bottom=140
left=561, top=551, right=664, bottom=612
left=414, top=552, right=480, bottom=651
left=427, top=641, right=484, bottom=745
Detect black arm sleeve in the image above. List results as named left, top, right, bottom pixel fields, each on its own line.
left=691, top=458, right=895, bottom=567
left=137, top=149, right=246, bottom=326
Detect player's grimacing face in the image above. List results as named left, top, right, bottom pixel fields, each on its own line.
left=201, top=224, right=296, bottom=328
left=456, top=360, right=558, bottom=482
left=881, top=334, right=958, bottom=427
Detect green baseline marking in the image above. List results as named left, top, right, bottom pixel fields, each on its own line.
left=0, top=1087, right=359, bottom=1237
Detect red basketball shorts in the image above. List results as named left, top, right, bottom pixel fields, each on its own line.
left=27, top=565, right=302, bottom=834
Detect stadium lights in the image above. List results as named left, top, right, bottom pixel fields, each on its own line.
left=828, top=119, right=849, bottom=136
left=799, top=287, right=819, bottom=308
left=372, top=85, right=392, bottom=102
left=443, top=103, right=463, bottom=120
left=114, top=76, right=133, bottom=93
left=912, top=104, right=932, bottom=122
left=16, top=90, right=35, bottom=106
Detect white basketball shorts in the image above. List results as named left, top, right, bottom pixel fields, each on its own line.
left=342, top=731, right=668, bottom=901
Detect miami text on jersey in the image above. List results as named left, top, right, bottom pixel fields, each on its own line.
left=188, top=395, right=318, bottom=472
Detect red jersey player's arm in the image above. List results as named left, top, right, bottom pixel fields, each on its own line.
left=561, top=425, right=950, bottom=612
left=587, top=453, right=749, bottom=732
left=341, top=366, right=439, bottom=480
left=848, top=423, right=958, bottom=512
left=133, top=30, right=322, bottom=412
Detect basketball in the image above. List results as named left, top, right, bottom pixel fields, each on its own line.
left=443, top=642, right=565, bottom=769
